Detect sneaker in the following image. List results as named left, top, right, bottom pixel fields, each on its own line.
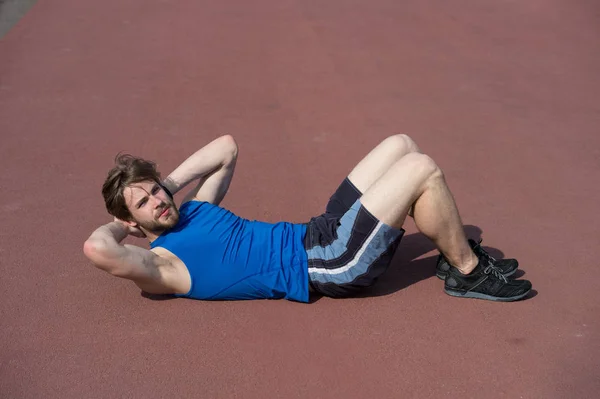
left=444, top=261, right=532, bottom=302
left=436, top=239, right=518, bottom=280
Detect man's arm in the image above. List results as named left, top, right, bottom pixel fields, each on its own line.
left=83, top=221, right=164, bottom=281
left=161, top=135, right=238, bottom=205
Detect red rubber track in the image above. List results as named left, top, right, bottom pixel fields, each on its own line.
left=1, top=1, right=599, bottom=398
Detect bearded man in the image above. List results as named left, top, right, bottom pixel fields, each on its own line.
left=84, top=134, right=531, bottom=302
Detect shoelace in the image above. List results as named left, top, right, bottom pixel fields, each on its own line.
left=483, top=264, right=508, bottom=283
left=473, top=240, right=497, bottom=262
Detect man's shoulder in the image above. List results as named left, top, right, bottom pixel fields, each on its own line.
left=175, top=199, right=203, bottom=219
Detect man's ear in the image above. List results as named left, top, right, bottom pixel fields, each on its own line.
left=124, top=219, right=139, bottom=228
left=114, top=216, right=138, bottom=228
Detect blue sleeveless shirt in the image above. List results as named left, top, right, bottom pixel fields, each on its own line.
left=150, top=201, right=309, bottom=302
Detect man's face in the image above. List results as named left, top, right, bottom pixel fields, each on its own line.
left=123, top=180, right=180, bottom=233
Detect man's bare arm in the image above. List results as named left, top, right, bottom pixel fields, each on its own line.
left=161, top=135, right=238, bottom=205
left=83, top=221, right=163, bottom=281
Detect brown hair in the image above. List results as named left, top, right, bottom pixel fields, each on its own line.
left=102, top=154, right=162, bottom=220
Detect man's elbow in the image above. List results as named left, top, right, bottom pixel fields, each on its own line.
left=83, top=239, right=113, bottom=272
left=83, top=239, right=102, bottom=261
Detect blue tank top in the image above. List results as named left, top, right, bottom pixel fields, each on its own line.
left=150, top=201, right=309, bottom=302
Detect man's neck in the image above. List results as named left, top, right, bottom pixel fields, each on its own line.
left=145, top=229, right=167, bottom=244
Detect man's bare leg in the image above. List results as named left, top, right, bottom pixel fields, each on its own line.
left=341, top=134, right=473, bottom=271
left=359, top=152, right=478, bottom=273
left=321, top=135, right=530, bottom=300
left=341, top=136, right=531, bottom=300
left=344, top=135, right=522, bottom=276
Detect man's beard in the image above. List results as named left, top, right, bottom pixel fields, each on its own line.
left=137, top=203, right=180, bottom=234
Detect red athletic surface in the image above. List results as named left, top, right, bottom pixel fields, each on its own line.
left=1, top=1, right=599, bottom=398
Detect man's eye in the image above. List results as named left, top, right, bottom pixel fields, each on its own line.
left=152, top=186, right=160, bottom=194
left=138, top=200, right=147, bottom=208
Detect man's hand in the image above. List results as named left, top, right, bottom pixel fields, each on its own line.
left=113, top=217, right=146, bottom=238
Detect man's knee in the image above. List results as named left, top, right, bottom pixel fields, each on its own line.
left=382, top=134, right=420, bottom=158
left=400, top=152, right=442, bottom=180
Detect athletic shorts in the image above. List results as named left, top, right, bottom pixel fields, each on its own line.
left=304, top=178, right=405, bottom=298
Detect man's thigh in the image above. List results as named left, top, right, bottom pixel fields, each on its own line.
left=359, top=153, right=437, bottom=229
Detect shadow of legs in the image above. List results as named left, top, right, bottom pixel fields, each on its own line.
left=350, top=225, right=515, bottom=298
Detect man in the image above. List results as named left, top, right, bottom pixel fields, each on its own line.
left=83, top=134, right=532, bottom=302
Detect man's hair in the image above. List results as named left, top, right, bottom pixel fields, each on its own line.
left=102, top=154, right=162, bottom=221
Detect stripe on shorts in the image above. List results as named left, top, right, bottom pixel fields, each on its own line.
left=307, top=200, right=403, bottom=286
left=308, top=221, right=384, bottom=277
left=305, top=202, right=361, bottom=261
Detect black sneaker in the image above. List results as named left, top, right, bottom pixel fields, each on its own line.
left=444, top=261, right=532, bottom=302
left=436, top=239, right=518, bottom=280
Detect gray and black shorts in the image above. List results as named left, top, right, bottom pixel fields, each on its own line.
left=304, top=178, right=405, bottom=298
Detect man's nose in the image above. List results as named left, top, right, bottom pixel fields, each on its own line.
left=152, top=196, right=164, bottom=208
